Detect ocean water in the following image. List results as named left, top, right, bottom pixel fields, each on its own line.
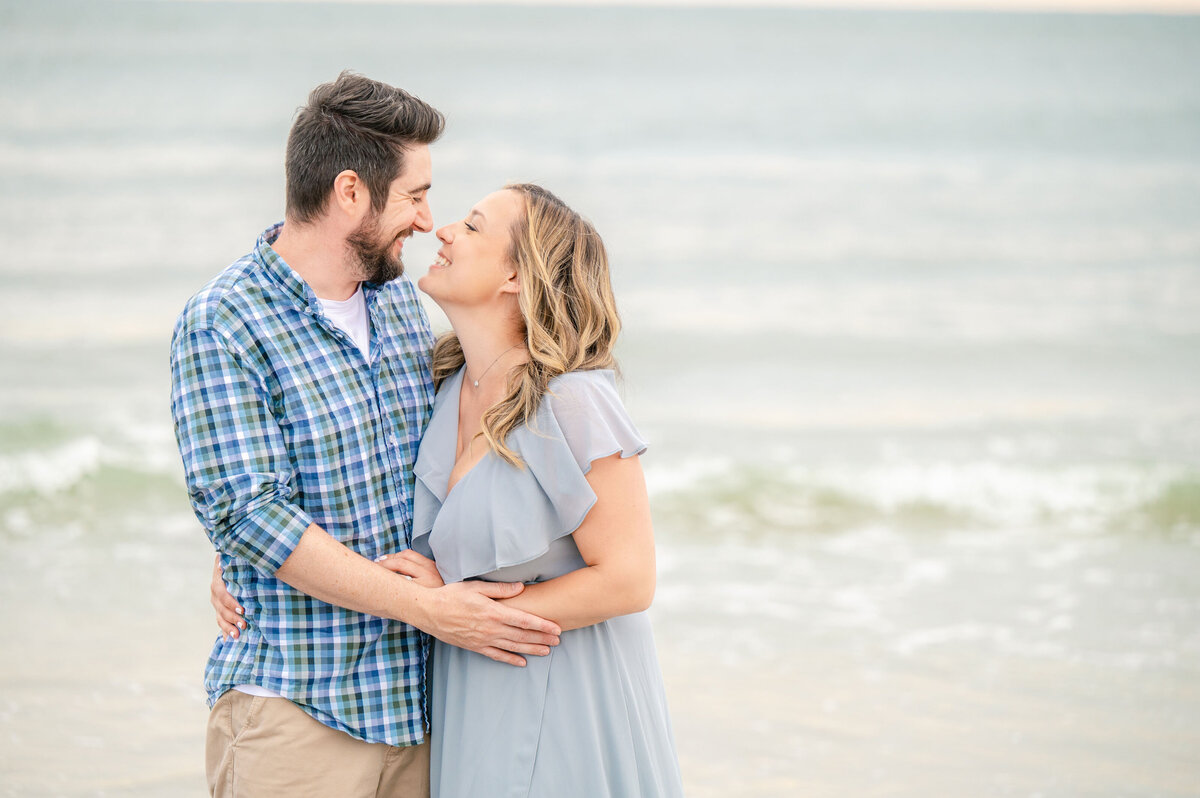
left=2, top=1, right=1199, bottom=795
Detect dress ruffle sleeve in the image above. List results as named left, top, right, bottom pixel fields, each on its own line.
left=411, top=369, right=647, bottom=585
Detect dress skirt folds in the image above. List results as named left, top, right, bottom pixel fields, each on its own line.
left=412, top=368, right=685, bottom=798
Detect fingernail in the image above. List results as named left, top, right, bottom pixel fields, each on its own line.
left=374, top=555, right=387, bottom=562
left=231, top=629, right=239, bottom=638
left=236, top=607, right=243, bottom=615
left=237, top=621, right=246, bottom=630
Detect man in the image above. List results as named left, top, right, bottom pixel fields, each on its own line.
left=170, top=72, right=560, bottom=796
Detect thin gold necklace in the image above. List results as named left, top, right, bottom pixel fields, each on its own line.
left=467, top=344, right=521, bottom=388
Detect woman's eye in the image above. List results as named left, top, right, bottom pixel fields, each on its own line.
left=464, top=222, right=477, bottom=232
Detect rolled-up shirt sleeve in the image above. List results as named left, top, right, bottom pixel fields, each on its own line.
left=171, top=326, right=313, bottom=574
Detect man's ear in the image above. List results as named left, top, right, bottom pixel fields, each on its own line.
left=331, top=170, right=368, bottom=219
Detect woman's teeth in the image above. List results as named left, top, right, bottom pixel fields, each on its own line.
left=433, top=255, right=451, bottom=268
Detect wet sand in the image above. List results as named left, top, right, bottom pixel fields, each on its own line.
left=2, top=527, right=1198, bottom=796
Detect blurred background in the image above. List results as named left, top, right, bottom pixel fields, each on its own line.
left=2, top=1, right=1199, bottom=795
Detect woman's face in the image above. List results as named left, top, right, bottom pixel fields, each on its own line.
left=419, top=189, right=523, bottom=310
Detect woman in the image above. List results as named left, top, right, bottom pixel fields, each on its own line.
left=215, top=184, right=683, bottom=796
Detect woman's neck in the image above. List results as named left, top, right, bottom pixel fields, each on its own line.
left=450, top=313, right=527, bottom=394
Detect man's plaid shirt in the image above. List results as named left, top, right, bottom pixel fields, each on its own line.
left=170, top=223, right=435, bottom=746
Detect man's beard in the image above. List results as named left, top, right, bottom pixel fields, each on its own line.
left=347, top=212, right=407, bottom=284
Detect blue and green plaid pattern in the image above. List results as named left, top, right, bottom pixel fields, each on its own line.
left=170, top=223, right=436, bottom=746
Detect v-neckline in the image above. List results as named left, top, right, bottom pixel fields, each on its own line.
left=445, top=367, right=489, bottom=498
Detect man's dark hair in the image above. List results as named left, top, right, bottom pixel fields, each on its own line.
left=285, top=71, right=444, bottom=224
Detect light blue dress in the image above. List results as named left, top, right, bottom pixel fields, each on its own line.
left=412, top=367, right=685, bottom=798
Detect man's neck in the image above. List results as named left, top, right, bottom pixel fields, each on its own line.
left=272, top=219, right=361, bottom=301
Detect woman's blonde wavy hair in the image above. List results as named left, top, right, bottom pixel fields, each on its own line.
left=430, top=183, right=621, bottom=467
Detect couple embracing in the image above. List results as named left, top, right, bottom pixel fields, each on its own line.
left=170, top=72, right=684, bottom=797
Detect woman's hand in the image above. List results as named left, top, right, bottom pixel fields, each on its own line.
left=375, top=549, right=445, bottom=589
left=211, top=555, right=245, bottom=640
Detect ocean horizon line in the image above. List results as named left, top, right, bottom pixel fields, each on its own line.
left=122, top=0, right=1200, bottom=17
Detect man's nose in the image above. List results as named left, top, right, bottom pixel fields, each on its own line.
left=413, top=203, right=434, bottom=234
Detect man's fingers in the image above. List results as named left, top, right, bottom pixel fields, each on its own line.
left=479, top=646, right=527, bottom=667
left=496, top=604, right=561, bottom=638
left=496, top=625, right=559, bottom=648
left=496, top=641, right=552, bottom=657
left=468, top=582, right=562, bottom=637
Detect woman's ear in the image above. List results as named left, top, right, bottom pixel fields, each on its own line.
left=499, top=267, right=520, bottom=296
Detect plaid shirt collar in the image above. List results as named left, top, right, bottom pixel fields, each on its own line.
left=254, top=221, right=383, bottom=316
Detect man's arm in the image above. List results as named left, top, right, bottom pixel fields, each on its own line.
left=173, top=325, right=558, bottom=665
left=276, top=523, right=559, bottom=665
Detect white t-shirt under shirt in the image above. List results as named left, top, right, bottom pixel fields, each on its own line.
left=318, top=285, right=371, bottom=357
left=233, top=284, right=370, bottom=700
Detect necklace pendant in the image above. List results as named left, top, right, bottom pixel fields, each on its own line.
left=473, top=380, right=479, bottom=388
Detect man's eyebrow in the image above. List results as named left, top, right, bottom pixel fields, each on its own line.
left=401, top=182, right=432, bottom=195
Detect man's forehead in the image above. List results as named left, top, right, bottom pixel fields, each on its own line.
left=393, top=144, right=432, bottom=193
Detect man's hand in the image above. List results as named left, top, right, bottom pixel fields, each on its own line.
left=421, top=581, right=561, bottom=667
left=258, top=524, right=561, bottom=667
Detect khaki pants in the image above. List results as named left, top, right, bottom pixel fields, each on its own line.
left=205, top=690, right=430, bottom=798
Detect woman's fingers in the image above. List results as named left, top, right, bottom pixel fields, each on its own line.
left=374, top=555, right=411, bottom=574
left=375, top=551, right=444, bottom=588
left=388, top=549, right=437, bottom=570
left=211, top=555, right=245, bottom=640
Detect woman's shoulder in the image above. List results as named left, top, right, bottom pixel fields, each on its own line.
left=533, top=368, right=646, bottom=471
left=544, top=368, right=620, bottom=410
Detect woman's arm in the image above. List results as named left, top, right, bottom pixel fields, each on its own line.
left=497, top=451, right=656, bottom=631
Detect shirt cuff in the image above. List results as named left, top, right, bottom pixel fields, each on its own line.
left=228, top=499, right=315, bottom=574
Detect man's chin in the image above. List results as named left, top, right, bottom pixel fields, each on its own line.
left=362, top=256, right=404, bottom=284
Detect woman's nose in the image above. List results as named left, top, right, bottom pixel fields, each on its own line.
left=435, top=225, right=452, bottom=244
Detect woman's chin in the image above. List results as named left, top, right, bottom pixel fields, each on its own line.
left=416, top=273, right=438, bottom=298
